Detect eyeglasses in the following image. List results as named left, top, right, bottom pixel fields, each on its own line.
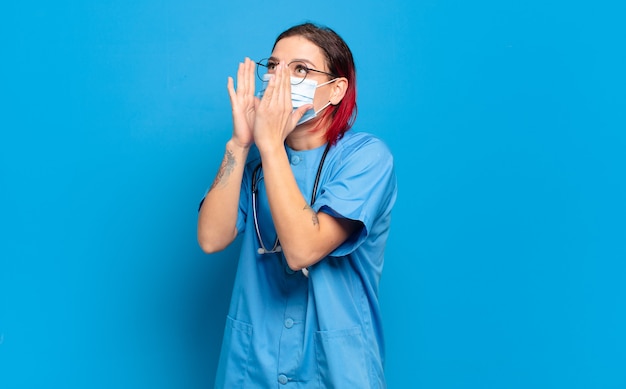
left=256, top=58, right=337, bottom=85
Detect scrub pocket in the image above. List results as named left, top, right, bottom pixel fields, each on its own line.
left=214, top=316, right=252, bottom=389
left=314, top=326, right=370, bottom=388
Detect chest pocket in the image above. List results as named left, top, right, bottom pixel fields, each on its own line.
left=314, top=326, right=373, bottom=388
left=214, top=316, right=252, bottom=389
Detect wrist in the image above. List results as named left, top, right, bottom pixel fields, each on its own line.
left=227, top=138, right=252, bottom=152
left=256, top=139, right=285, bottom=158
left=257, top=141, right=288, bottom=167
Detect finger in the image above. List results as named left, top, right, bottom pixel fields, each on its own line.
left=236, top=61, right=245, bottom=93
left=292, top=104, right=313, bottom=127
left=275, top=63, right=286, bottom=106
left=245, top=57, right=255, bottom=97
left=242, top=57, right=251, bottom=96
left=280, top=65, right=293, bottom=113
left=280, top=64, right=292, bottom=110
left=227, top=76, right=236, bottom=105
left=270, top=62, right=281, bottom=103
left=239, top=58, right=247, bottom=95
left=263, top=65, right=278, bottom=103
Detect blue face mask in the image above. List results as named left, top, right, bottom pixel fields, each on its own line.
left=258, top=75, right=336, bottom=125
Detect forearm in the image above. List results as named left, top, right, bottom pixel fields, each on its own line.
left=259, top=145, right=349, bottom=270
left=197, top=139, right=250, bottom=253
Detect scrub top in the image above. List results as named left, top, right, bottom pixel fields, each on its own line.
left=213, top=131, right=397, bottom=388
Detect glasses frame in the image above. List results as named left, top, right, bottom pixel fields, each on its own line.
left=256, top=58, right=337, bottom=85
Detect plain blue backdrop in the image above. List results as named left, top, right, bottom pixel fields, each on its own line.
left=2, top=0, right=625, bottom=388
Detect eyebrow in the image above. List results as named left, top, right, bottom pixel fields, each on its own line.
left=268, top=56, right=321, bottom=69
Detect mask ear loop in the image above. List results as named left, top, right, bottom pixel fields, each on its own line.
left=316, top=78, right=338, bottom=88
left=315, top=78, right=339, bottom=109
left=314, top=101, right=332, bottom=115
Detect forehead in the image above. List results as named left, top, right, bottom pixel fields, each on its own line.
left=271, top=36, right=326, bottom=66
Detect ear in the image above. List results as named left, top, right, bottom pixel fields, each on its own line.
left=329, top=77, right=349, bottom=105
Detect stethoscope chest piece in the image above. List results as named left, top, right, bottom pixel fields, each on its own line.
left=257, top=246, right=282, bottom=255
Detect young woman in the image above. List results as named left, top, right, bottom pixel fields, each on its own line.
left=198, top=22, right=397, bottom=388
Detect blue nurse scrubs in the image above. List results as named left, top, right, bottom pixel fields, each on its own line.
left=212, top=131, right=397, bottom=388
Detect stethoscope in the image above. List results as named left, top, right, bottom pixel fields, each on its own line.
left=251, top=143, right=331, bottom=256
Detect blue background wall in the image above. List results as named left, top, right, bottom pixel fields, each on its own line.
left=2, top=0, right=625, bottom=388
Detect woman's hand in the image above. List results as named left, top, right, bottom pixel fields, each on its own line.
left=227, top=57, right=257, bottom=148
left=253, top=63, right=312, bottom=152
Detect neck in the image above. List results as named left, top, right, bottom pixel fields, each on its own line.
left=285, top=125, right=328, bottom=151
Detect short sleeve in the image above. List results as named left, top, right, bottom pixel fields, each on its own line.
left=314, top=136, right=397, bottom=256
left=198, top=148, right=258, bottom=237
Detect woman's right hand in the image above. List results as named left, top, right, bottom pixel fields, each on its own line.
left=227, top=57, right=257, bottom=148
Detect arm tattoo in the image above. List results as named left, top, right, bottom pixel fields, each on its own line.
left=210, top=148, right=236, bottom=190
left=303, top=204, right=319, bottom=226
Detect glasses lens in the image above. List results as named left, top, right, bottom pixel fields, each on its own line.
left=289, top=61, right=308, bottom=85
left=256, top=59, right=273, bottom=82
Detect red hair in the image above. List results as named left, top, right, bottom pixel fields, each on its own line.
left=273, top=23, right=357, bottom=145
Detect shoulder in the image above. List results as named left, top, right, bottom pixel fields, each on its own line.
left=333, top=131, right=394, bottom=164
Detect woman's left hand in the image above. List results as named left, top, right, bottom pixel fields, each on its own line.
left=253, top=63, right=312, bottom=151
